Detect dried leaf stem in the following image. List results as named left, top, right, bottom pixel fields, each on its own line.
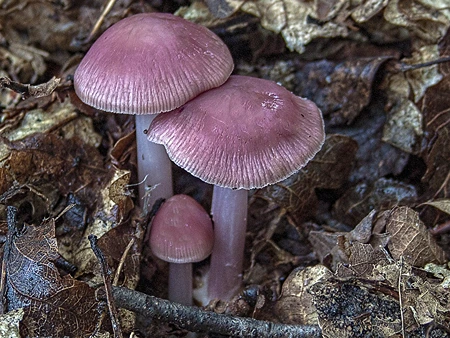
left=110, top=286, right=322, bottom=338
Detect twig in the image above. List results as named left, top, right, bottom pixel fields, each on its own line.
left=109, top=286, right=322, bottom=338
left=0, top=77, right=60, bottom=98
left=112, top=237, right=135, bottom=286
left=87, top=0, right=118, bottom=42
left=400, top=56, right=450, bottom=72
left=89, top=235, right=123, bottom=338
left=0, top=206, right=18, bottom=314
left=398, top=257, right=405, bottom=338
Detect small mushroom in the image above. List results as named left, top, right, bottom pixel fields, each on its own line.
left=74, top=13, right=233, bottom=211
left=147, top=75, right=325, bottom=301
left=149, top=194, right=214, bottom=305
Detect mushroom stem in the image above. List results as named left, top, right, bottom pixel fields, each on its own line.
left=169, top=263, right=193, bottom=306
left=208, top=186, right=248, bottom=301
left=136, top=114, right=173, bottom=213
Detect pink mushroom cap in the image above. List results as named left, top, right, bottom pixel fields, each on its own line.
left=147, top=75, right=326, bottom=189
left=150, top=194, right=214, bottom=263
left=74, top=13, right=234, bottom=114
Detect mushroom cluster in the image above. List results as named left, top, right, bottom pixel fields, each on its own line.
left=74, top=11, right=325, bottom=304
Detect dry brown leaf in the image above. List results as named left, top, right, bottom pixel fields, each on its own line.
left=5, top=218, right=99, bottom=337
left=240, top=0, right=348, bottom=53
left=70, top=167, right=140, bottom=286
left=386, top=206, right=447, bottom=266
left=384, top=0, right=450, bottom=43
left=380, top=45, right=442, bottom=155
left=343, top=242, right=390, bottom=278
left=310, top=210, right=390, bottom=271
left=298, top=242, right=450, bottom=337
left=351, top=0, right=389, bottom=23
left=0, top=43, right=48, bottom=83
left=421, top=199, right=450, bottom=215
left=2, top=132, right=104, bottom=196
left=1, top=100, right=78, bottom=145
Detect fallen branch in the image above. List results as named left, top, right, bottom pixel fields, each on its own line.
left=109, top=286, right=322, bottom=338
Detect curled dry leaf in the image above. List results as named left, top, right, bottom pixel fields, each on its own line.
left=421, top=199, right=450, bottom=215
left=5, top=219, right=98, bottom=337
left=404, top=44, right=443, bottom=103
left=309, top=210, right=390, bottom=271
left=424, top=263, right=450, bottom=288
left=110, top=130, right=137, bottom=170
left=0, top=42, right=48, bottom=83
left=1, top=99, right=78, bottom=144
left=380, top=34, right=448, bottom=155
left=275, top=265, right=332, bottom=325
left=384, top=0, right=450, bottom=43
left=385, top=206, right=447, bottom=266
left=240, top=0, right=348, bottom=53
left=381, top=46, right=441, bottom=154
left=382, top=97, right=423, bottom=153
left=350, top=0, right=389, bottom=23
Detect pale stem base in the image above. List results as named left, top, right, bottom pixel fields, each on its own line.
left=169, top=263, right=193, bottom=306
left=135, top=114, right=173, bottom=213
left=208, top=186, right=248, bottom=301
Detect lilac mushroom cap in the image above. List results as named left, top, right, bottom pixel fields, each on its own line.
left=74, top=12, right=234, bottom=114
left=147, top=75, right=325, bottom=189
left=149, top=194, right=214, bottom=305
left=150, top=194, right=214, bottom=264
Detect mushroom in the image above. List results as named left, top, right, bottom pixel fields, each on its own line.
left=74, top=13, right=233, bottom=211
left=147, top=75, right=326, bottom=301
left=149, top=194, right=214, bottom=305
